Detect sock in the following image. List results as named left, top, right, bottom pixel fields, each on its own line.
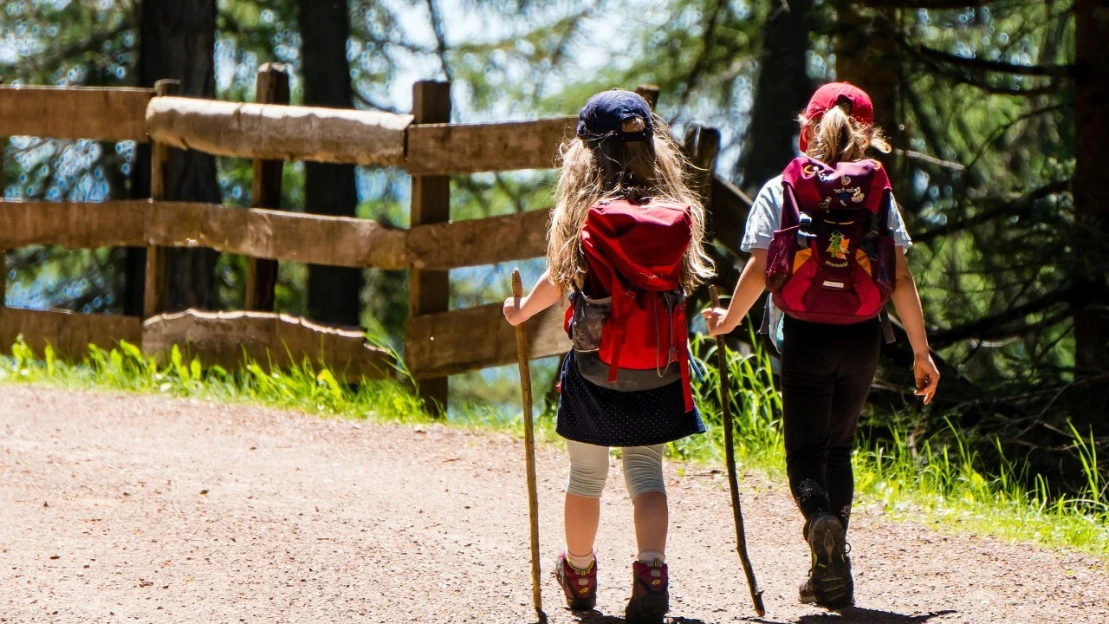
left=637, top=550, right=665, bottom=566
left=566, top=549, right=595, bottom=571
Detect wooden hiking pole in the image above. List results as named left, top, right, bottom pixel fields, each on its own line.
left=710, top=285, right=765, bottom=616
left=512, top=269, right=545, bottom=621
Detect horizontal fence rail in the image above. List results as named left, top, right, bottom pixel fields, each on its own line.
left=143, top=310, right=394, bottom=382
left=0, top=86, right=154, bottom=142
left=405, top=303, right=569, bottom=379
left=147, top=95, right=575, bottom=174
left=405, top=117, right=576, bottom=175
left=146, top=96, right=413, bottom=166
left=0, top=200, right=550, bottom=271
left=0, top=307, right=144, bottom=360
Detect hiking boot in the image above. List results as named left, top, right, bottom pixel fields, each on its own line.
left=625, top=559, right=669, bottom=624
left=555, top=553, right=597, bottom=611
left=799, top=513, right=854, bottom=609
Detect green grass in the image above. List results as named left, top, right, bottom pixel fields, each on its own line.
left=2, top=334, right=1107, bottom=558
left=683, top=328, right=1109, bottom=558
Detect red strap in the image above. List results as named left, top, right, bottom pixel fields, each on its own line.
left=607, top=281, right=625, bottom=383
left=676, top=307, right=693, bottom=412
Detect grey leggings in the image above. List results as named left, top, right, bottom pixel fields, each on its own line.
left=565, top=440, right=666, bottom=500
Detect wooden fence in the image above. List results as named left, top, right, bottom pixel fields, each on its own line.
left=0, top=73, right=750, bottom=411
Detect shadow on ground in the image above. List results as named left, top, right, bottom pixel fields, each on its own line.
left=546, top=606, right=955, bottom=624
left=744, top=607, right=957, bottom=624
left=555, top=611, right=710, bottom=624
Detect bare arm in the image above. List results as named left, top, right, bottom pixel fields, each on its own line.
left=889, top=248, right=940, bottom=404
left=701, top=249, right=767, bottom=336
left=503, top=269, right=561, bottom=326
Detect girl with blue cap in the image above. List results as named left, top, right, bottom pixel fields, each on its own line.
left=503, top=89, right=714, bottom=622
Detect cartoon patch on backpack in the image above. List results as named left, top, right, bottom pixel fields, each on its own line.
left=764, top=157, right=896, bottom=326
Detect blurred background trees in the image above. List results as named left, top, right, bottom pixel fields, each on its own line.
left=1, top=0, right=1104, bottom=489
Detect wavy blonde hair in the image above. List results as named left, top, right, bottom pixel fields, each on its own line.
left=800, top=104, right=891, bottom=164
left=547, top=114, right=715, bottom=293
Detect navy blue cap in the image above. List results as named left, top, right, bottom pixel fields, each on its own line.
left=576, top=89, right=654, bottom=142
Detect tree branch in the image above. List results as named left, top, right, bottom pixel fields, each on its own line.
left=912, top=43, right=1077, bottom=78
left=930, top=287, right=1072, bottom=348
left=914, top=179, right=1070, bottom=245
left=894, top=31, right=1068, bottom=96
left=423, top=0, right=453, bottom=81
left=858, top=0, right=1014, bottom=9
left=674, top=0, right=728, bottom=115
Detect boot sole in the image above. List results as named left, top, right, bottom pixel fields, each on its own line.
left=625, top=592, right=668, bottom=624
left=566, top=598, right=596, bottom=611
left=807, top=515, right=854, bottom=609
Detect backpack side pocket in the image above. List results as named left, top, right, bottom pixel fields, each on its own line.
left=568, top=289, right=612, bottom=353
left=766, top=225, right=802, bottom=292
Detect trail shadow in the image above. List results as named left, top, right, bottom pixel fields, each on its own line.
left=568, top=611, right=709, bottom=624
left=742, top=607, right=957, bottom=624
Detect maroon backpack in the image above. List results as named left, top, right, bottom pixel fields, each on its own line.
left=765, top=157, right=896, bottom=333
left=564, top=197, right=694, bottom=412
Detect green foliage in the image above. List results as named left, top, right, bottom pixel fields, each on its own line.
left=1, top=335, right=427, bottom=424
left=670, top=329, right=784, bottom=466
left=677, top=329, right=1109, bottom=556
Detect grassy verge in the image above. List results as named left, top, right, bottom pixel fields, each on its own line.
left=2, top=335, right=1106, bottom=558
left=683, top=330, right=1109, bottom=558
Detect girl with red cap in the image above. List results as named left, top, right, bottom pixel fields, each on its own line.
left=704, top=82, right=940, bottom=609
left=504, top=89, right=714, bottom=622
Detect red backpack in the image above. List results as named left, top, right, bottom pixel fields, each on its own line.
left=565, top=197, right=694, bottom=412
left=765, top=157, right=896, bottom=329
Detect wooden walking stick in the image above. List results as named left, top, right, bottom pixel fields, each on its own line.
left=710, top=285, right=765, bottom=617
left=512, top=269, right=545, bottom=622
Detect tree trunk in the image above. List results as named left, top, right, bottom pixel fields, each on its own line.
left=737, top=0, right=814, bottom=194
left=1072, top=1, right=1109, bottom=390
left=136, top=0, right=221, bottom=312
left=834, top=3, right=900, bottom=138
left=834, top=3, right=914, bottom=210
left=300, top=0, right=363, bottom=326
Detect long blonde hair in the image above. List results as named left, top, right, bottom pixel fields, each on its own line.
left=800, top=104, right=891, bottom=164
left=547, top=114, right=715, bottom=293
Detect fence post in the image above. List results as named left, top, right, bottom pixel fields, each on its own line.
left=143, top=79, right=180, bottom=319
left=635, top=84, right=660, bottom=111
left=244, top=63, right=290, bottom=311
left=408, top=80, right=452, bottom=416
left=683, top=125, right=721, bottom=208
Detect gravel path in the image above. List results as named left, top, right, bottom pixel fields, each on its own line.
left=1, top=385, right=1106, bottom=623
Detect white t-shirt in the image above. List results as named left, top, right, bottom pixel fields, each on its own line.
left=740, top=174, right=913, bottom=252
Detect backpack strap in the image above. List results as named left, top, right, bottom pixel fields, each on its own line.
left=605, top=275, right=629, bottom=384
left=879, top=309, right=895, bottom=344
left=872, top=190, right=896, bottom=345
left=669, top=297, right=693, bottom=412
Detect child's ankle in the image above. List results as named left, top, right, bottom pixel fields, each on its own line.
left=637, top=550, right=665, bottom=565
left=566, top=549, right=596, bottom=571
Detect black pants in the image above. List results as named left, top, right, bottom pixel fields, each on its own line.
left=780, top=316, right=881, bottom=534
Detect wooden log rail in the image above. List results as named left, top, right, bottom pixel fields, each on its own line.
left=0, top=307, right=143, bottom=361
left=0, top=200, right=550, bottom=271
left=146, top=95, right=576, bottom=174
left=0, top=86, right=154, bottom=142
left=0, top=86, right=575, bottom=173
left=405, top=303, right=569, bottom=379
left=142, top=310, right=394, bottom=382
left=0, top=305, right=394, bottom=382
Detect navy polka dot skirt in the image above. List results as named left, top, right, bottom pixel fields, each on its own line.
left=556, top=351, right=705, bottom=447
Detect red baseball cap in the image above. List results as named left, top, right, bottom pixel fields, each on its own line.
left=799, top=82, right=874, bottom=152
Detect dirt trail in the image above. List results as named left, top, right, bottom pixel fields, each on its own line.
left=0, top=385, right=1106, bottom=623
